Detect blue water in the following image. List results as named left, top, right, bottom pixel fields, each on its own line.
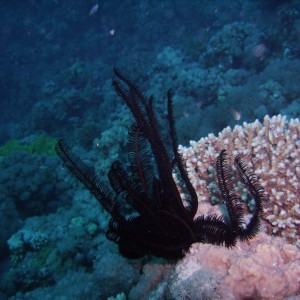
left=0, top=1, right=299, bottom=299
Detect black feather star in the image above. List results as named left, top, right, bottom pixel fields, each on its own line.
left=55, top=68, right=266, bottom=259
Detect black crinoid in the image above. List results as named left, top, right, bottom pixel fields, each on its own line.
left=55, top=68, right=266, bottom=260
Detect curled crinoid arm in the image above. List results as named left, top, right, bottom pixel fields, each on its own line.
left=216, top=150, right=266, bottom=243
left=216, top=150, right=245, bottom=233
left=234, top=154, right=266, bottom=241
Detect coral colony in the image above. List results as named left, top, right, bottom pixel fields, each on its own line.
left=178, top=114, right=300, bottom=246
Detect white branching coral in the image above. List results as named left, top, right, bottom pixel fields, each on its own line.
left=177, top=115, right=300, bottom=246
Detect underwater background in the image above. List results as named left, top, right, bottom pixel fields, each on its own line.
left=0, top=0, right=300, bottom=299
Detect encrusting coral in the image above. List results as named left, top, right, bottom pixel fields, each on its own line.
left=171, top=231, right=300, bottom=299
left=177, top=114, right=300, bottom=246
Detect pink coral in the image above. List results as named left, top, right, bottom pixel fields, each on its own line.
left=174, top=232, right=300, bottom=299
left=176, top=115, right=300, bottom=246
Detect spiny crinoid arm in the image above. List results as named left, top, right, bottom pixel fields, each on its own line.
left=108, top=160, right=161, bottom=226
left=112, top=68, right=187, bottom=216
left=216, top=150, right=265, bottom=242
left=234, top=154, right=266, bottom=241
left=112, top=68, right=173, bottom=179
left=194, top=214, right=239, bottom=247
left=127, top=123, right=154, bottom=196
left=55, top=139, right=115, bottom=213
left=166, top=89, right=198, bottom=218
left=216, top=150, right=245, bottom=233
left=112, top=68, right=150, bottom=136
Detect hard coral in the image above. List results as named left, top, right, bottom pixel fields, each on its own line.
left=173, top=232, right=300, bottom=299
left=205, top=22, right=263, bottom=69
left=178, top=115, right=300, bottom=246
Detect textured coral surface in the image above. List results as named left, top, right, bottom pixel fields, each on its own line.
left=178, top=115, right=300, bottom=246
left=174, top=232, right=300, bottom=299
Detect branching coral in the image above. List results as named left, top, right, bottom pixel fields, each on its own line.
left=178, top=114, right=300, bottom=246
